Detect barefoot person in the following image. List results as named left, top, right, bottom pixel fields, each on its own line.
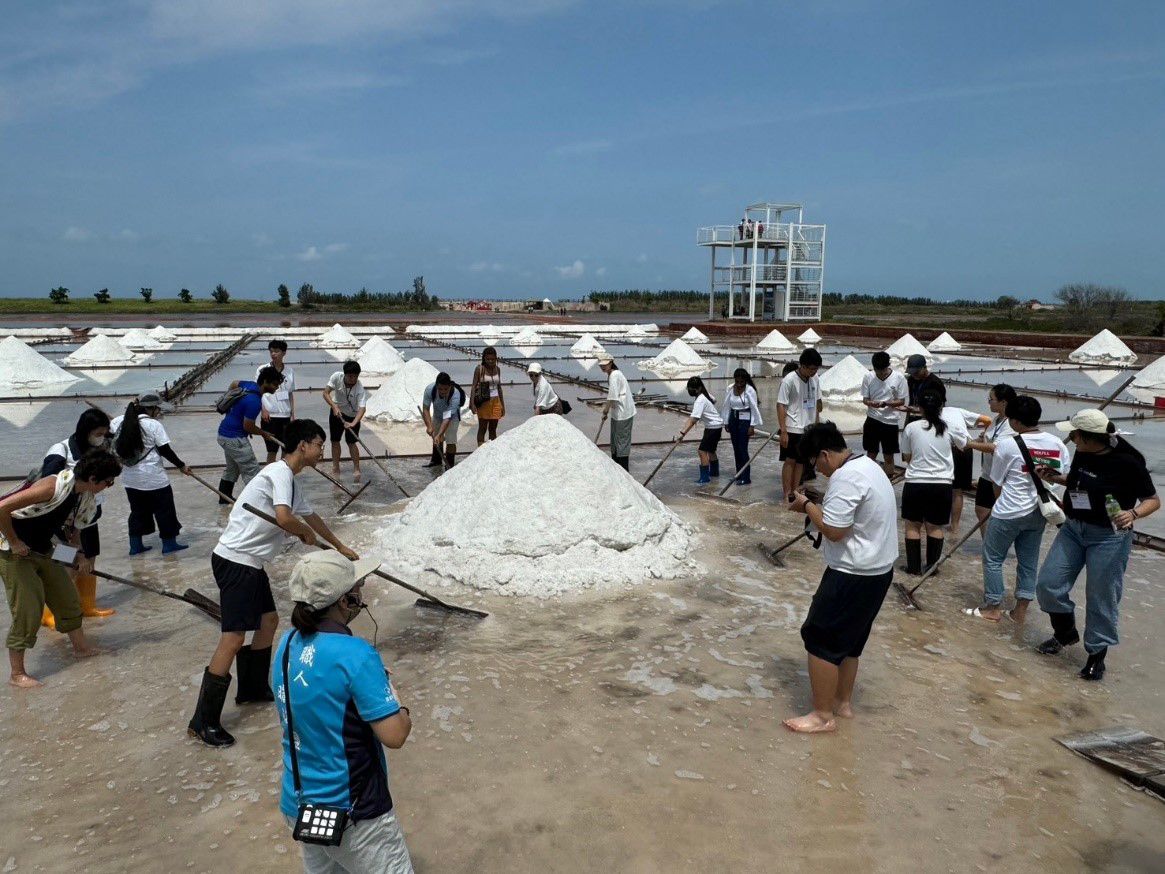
left=676, top=376, right=723, bottom=485
left=470, top=345, right=505, bottom=446
left=188, top=420, right=360, bottom=747
left=258, top=339, right=295, bottom=464
left=598, top=357, right=636, bottom=471
left=777, top=349, right=822, bottom=500
left=722, top=368, right=761, bottom=485
left=861, top=351, right=907, bottom=478
left=0, top=450, right=121, bottom=688
left=783, top=422, right=898, bottom=733
left=1034, top=410, right=1159, bottom=681
left=323, top=361, right=368, bottom=483
left=968, top=395, right=1070, bottom=623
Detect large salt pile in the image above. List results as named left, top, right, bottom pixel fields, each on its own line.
left=149, top=324, right=178, bottom=342
left=375, top=415, right=695, bottom=596
left=1132, top=356, right=1165, bottom=391
left=625, top=325, right=649, bottom=342
left=570, top=333, right=606, bottom=356
left=886, top=333, right=932, bottom=366
left=355, top=337, right=406, bottom=375
left=0, top=336, right=80, bottom=387
left=315, top=323, right=359, bottom=348
left=366, top=357, right=472, bottom=422
left=480, top=325, right=503, bottom=343
left=64, top=334, right=137, bottom=366
left=755, top=329, right=796, bottom=353
left=798, top=328, right=822, bottom=345
left=638, top=338, right=716, bottom=377
left=927, top=331, right=962, bottom=353
left=120, top=328, right=166, bottom=350
left=1068, top=329, right=1137, bottom=366
left=819, top=355, right=869, bottom=401
left=680, top=327, right=709, bottom=344
left=509, top=328, right=543, bottom=347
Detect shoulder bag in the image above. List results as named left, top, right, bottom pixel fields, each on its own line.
left=1014, top=435, right=1066, bottom=526
left=472, top=367, right=491, bottom=407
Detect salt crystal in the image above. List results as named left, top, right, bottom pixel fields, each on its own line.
left=674, top=770, right=704, bottom=781
left=88, top=721, right=110, bottom=732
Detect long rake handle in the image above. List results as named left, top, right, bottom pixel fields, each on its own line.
left=717, top=429, right=777, bottom=497
left=46, top=555, right=220, bottom=620
left=352, top=432, right=410, bottom=498
left=908, top=514, right=990, bottom=595
left=270, top=436, right=357, bottom=496
left=641, top=437, right=684, bottom=487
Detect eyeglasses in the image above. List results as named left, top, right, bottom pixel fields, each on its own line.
left=101, top=478, right=116, bottom=486
left=307, top=440, right=325, bottom=449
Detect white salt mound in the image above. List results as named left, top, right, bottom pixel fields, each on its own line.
left=1068, top=329, right=1137, bottom=366
left=0, top=336, right=80, bottom=386
left=509, top=328, right=543, bottom=347
left=570, top=333, right=606, bottom=356
left=355, top=337, right=406, bottom=375
left=149, top=324, right=178, bottom=342
left=638, top=339, right=716, bottom=377
left=64, top=334, right=137, bottom=365
left=886, top=333, right=932, bottom=365
left=755, top=329, right=796, bottom=352
left=819, top=355, right=869, bottom=400
left=480, top=325, right=502, bottom=342
left=625, top=325, right=649, bottom=342
left=375, top=415, right=696, bottom=597
left=1132, top=356, right=1165, bottom=391
left=315, top=323, right=359, bottom=348
left=680, top=327, right=709, bottom=344
left=927, top=331, right=961, bottom=353
left=798, top=328, right=822, bottom=344
left=366, top=357, right=472, bottom=422
left=120, top=328, right=165, bottom=350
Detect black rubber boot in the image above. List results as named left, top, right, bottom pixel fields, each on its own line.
left=217, top=479, right=235, bottom=506
left=188, top=668, right=236, bottom=747
left=423, top=446, right=443, bottom=468
left=925, top=536, right=944, bottom=572
left=1080, top=648, right=1107, bottom=681
left=905, top=538, right=922, bottom=575
left=709, top=458, right=720, bottom=478
left=235, top=645, right=275, bottom=704
left=615, top=456, right=630, bottom=472
left=444, top=448, right=456, bottom=469
left=1037, top=611, right=1080, bottom=654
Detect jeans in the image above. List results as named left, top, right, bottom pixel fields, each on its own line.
left=981, top=508, right=1046, bottom=606
left=1036, top=518, right=1132, bottom=653
left=725, top=412, right=751, bottom=482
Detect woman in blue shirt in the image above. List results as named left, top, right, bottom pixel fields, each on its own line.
left=274, top=552, right=414, bottom=873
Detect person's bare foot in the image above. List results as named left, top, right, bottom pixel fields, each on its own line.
left=9, top=673, right=42, bottom=688
left=782, top=711, right=837, bottom=733
left=332, top=465, right=341, bottom=476
left=72, top=645, right=103, bottom=659
left=833, top=701, right=854, bottom=718
left=1009, top=600, right=1031, bottom=624
left=352, top=470, right=362, bottom=483
left=963, top=606, right=1002, bottom=622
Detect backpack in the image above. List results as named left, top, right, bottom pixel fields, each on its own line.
left=215, top=385, right=258, bottom=415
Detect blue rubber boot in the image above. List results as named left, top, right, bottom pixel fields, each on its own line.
left=696, top=464, right=711, bottom=485
left=710, top=459, right=720, bottom=478
left=162, top=537, right=189, bottom=555
left=129, top=535, right=152, bottom=556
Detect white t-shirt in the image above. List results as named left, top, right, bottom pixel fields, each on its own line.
left=213, top=461, right=313, bottom=569
left=820, top=455, right=899, bottom=575
left=900, top=410, right=969, bottom=483
left=327, top=372, right=367, bottom=418
left=258, top=364, right=295, bottom=417
left=689, top=394, right=724, bottom=428
left=989, top=431, right=1071, bottom=520
left=721, top=385, right=762, bottom=427
left=980, top=415, right=1016, bottom=483
left=532, top=376, right=559, bottom=410
left=606, top=370, right=636, bottom=421
left=110, top=414, right=172, bottom=491
left=861, top=371, right=908, bottom=425
left=776, top=371, right=820, bottom=434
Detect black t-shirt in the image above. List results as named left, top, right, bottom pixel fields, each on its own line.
left=1065, top=449, right=1156, bottom=528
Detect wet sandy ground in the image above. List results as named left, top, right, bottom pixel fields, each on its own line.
left=2, top=437, right=1165, bottom=873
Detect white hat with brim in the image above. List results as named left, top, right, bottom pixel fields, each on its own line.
left=527, top=362, right=543, bottom=374
left=288, top=552, right=382, bottom=611
left=596, top=356, right=614, bottom=366
left=1055, top=408, right=1110, bottom=434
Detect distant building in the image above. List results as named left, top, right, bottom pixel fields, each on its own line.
left=1026, top=299, right=1057, bottom=311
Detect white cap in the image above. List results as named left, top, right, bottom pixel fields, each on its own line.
left=288, top=552, right=382, bottom=610
left=527, top=362, right=543, bottom=374
left=596, top=355, right=614, bottom=366
left=1055, top=409, right=1110, bottom=434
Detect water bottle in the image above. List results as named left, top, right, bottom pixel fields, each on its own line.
left=1104, top=494, right=1122, bottom=520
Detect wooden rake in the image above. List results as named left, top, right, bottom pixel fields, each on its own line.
left=693, top=429, right=778, bottom=505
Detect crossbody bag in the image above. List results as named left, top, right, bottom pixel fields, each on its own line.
left=283, top=633, right=351, bottom=846
left=1014, top=435, right=1066, bottom=526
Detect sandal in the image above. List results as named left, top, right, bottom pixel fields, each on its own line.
left=962, top=606, right=1001, bottom=622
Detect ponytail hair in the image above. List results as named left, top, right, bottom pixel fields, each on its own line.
left=686, top=376, right=714, bottom=404
left=1098, top=422, right=1147, bottom=466
left=918, top=389, right=947, bottom=437
left=732, top=367, right=757, bottom=392
left=291, top=602, right=327, bottom=634
left=114, top=400, right=145, bottom=462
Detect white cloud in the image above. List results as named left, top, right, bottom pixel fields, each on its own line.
left=469, top=260, right=504, bottom=272
left=554, top=259, right=585, bottom=279
left=324, top=242, right=349, bottom=254
left=595, top=266, right=607, bottom=277
left=296, top=246, right=322, bottom=262
left=249, top=69, right=409, bottom=102
left=635, top=253, right=648, bottom=263
left=63, top=226, right=93, bottom=242
left=551, top=138, right=612, bottom=157
left=296, top=242, right=348, bottom=261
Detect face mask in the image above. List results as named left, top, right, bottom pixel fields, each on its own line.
left=89, top=434, right=108, bottom=447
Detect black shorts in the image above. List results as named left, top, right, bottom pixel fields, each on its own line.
left=800, top=567, right=893, bottom=665
left=212, top=553, right=276, bottom=633
left=975, top=476, right=999, bottom=509
left=901, top=481, right=954, bottom=526
left=952, top=446, right=974, bottom=490
left=698, top=427, right=722, bottom=453
left=779, top=431, right=803, bottom=462
left=328, top=412, right=361, bottom=445
left=263, top=416, right=291, bottom=454
left=862, top=418, right=900, bottom=456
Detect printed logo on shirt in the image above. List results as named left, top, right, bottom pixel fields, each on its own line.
left=1022, top=447, right=1063, bottom=472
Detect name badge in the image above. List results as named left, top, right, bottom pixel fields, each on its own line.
left=737, top=411, right=750, bottom=421
left=1069, top=491, right=1091, bottom=510
left=489, top=386, right=499, bottom=398
left=442, top=410, right=453, bottom=421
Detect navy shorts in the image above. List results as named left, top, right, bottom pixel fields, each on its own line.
left=901, top=481, right=954, bottom=526
left=952, top=446, right=974, bottom=490
left=862, top=418, right=900, bottom=456
left=779, top=431, right=803, bottom=462
left=212, top=553, right=276, bottom=633
left=329, top=412, right=361, bottom=446
left=800, top=567, right=893, bottom=665
left=698, top=427, right=722, bottom=453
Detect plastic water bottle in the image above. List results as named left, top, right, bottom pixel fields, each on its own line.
left=1104, top=494, right=1122, bottom=520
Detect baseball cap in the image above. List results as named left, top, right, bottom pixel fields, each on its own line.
left=1056, top=408, right=1110, bottom=434
left=527, top=362, right=543, bottom=374
left=905, top=354, right=927, bottom=375
left=596, top=355, right=614, bottom=366
left=137, top=391, right=174, bottom=412
left=288, top=551, right=382, bottom=610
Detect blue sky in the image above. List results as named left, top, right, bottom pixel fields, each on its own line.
left=1, top=1, right=1162, bottom=302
